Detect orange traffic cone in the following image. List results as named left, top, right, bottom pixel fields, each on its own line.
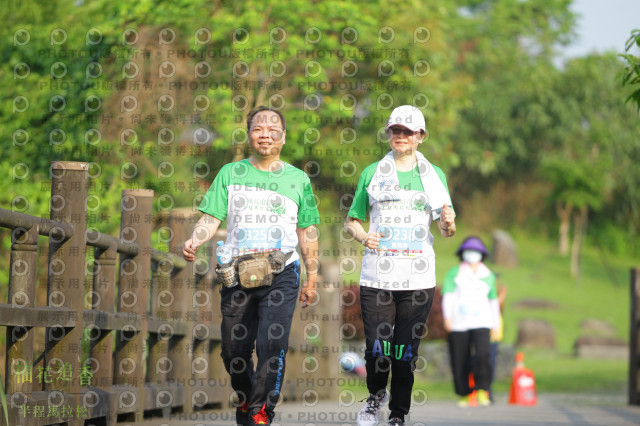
left=508, top=352, right=537, bottom=406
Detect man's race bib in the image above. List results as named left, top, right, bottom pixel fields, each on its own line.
left=238, top=226, right=283, bottom=253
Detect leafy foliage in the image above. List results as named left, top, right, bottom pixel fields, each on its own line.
left=620, top=29, right=640, bottom=111
left=0, top=0, right=638, bottom=253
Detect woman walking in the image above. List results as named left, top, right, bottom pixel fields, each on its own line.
left=345, top=105, right=456, bottom=426
left=442, top=236, right=500, bottom=407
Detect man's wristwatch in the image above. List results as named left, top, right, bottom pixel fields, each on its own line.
left=361, top=234, right=368, bottom=246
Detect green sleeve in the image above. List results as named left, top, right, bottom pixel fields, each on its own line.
left=485, top=271, right=498, bottom=299
left=433, top=164, right=455, bottom=219
left=442, top=265, right=459, bottom=294
left=297, top=175, right=320, bottom=228
left=198, top=164, right=230, bottom=221
left=347, top=163, right=377, bottom=221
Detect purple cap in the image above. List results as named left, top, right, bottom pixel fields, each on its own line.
left=455, top=236, right=489, bottom=258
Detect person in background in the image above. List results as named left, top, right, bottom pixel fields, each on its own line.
left=442, top=236, right=500, bottom=407
left=345, top=105, right=456, bottom=426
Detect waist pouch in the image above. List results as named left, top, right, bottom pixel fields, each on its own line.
left=216, top=250, right=293, bottom=289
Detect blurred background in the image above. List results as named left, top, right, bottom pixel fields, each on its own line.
left=2, top=0, right=639, bottom=404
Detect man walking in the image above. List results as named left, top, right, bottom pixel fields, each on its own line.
left=183, top=106, right=320, bottom=425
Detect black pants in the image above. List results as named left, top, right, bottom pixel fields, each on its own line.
left=220, top=261, right=299, bottom=420
left=489, top=341, right=499, bottom=399
left=447, top=328, right=491, bottom=396
left=360, top=286, right=434, bottom=419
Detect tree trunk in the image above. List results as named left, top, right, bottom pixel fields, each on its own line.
left=570, top=205, right=588, bottom=280
left=557, top=202, right=572, bottom=255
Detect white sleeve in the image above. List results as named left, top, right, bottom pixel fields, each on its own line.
left=489, top=298, right=500, bottom=329
left=442, top=293, right=454, bottom=320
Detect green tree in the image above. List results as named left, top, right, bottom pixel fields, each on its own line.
left=2, top=0, right=471, bottom=245
left=541, top=54, right=639, bottom=277
left=620, top=29, right=640, bottom=111
left=448, top=0, right=575, bottom=191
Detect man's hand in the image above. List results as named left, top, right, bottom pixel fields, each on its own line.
left=296, top=225, right=319, bottom=308
left=299, top=277, right=318, bottom=308
left=183, top=214, right=222, bottom=262
left=182, top=238, right=200, bottom=262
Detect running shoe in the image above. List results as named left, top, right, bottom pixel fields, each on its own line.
left=236, top=401, right=250, bottom=425
left=388, top=417, right=405, bottom=426
left=357, top=389, right=389, bottom=426
left=457, top=395, right=469, bottom=407
left=477, top=389, right=491, bottom=406
left=250, top=408, right=270, bottom=425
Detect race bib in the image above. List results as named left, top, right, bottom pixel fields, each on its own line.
left=238, top=226, right=283, bottom=252
left=378, top=225, right=423, bottom=256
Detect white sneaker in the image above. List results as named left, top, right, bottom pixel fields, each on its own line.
left=357, top=389, right=388, bottom=426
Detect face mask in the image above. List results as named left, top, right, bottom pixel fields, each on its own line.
left=462, top=250, right=483, bottom=264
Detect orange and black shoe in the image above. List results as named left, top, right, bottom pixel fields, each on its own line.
left=250, top=407, right=270, bottom=425
left=236, top=401, right=250, bottom=426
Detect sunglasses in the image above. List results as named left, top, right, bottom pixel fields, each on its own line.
left=388, top=127, right=418, bottom=137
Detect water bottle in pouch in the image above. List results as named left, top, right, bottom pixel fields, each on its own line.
left=216, top=240, right=232, bottom=265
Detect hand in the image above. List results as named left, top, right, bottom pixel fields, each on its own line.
left=299, top=277, right=317, bottom=308
left=440, top=204, right=455, bottom=230
left=363, top=232, right=383, bottom=250
left=444, top=318, right=453, bottom=333
left=182, top=238, right=199, bottom=262
left=491, top=327, right=500, bottom=342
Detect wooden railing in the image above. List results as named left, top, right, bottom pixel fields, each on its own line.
left=1, top=161, right=341, bottom=426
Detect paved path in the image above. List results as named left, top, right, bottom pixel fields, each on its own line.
left=134, top=394, right=640, bottom=426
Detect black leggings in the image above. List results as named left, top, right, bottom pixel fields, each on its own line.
left=447, top=328, right=491, bottom=396
left=220, top=261, right=300, bottom=419
left=360, top=286, right=435, bottom=419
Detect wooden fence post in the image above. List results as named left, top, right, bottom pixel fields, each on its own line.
left=148, top=250, right=171, bottom=388
left=6, top=225, right=39, bottom=396
left=90, top=240, right=118, bottom=425
left=45, top=161, right=88, bottom=426
left=167, top=208, right=196, bottom=412
left=114, top=189, right=153, bottom=422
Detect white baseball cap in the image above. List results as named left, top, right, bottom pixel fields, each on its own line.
left=386, top=105, right=426, bottom=132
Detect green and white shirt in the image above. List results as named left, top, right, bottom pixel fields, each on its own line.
left=199, top=159, right=320, bottom=265
left=442, top=263, right=500, bottom=331
left=348, top=152, right=453, bottom=290
left=348, top=161, right=451, bottom=221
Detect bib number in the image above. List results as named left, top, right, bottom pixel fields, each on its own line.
left=238, top=227, right=282, bottom=252
left=378, top=225, right=422, bottom=256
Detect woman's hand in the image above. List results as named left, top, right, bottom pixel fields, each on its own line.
left=439, top=204, right=456, bottom=238
left=444, top=318, right=453, bottom=333
left=362, top=232, right=383, bottom=250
